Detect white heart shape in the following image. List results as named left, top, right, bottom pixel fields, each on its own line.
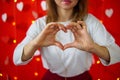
left=105, top=8, right=113, bottom=18
left=1, top=13, right=7, bottom=22
left=32, top=11, right=38, bottom=19
left=41, top=1, right=47, bottom=11
left=16, top=2, right=24, bottom=11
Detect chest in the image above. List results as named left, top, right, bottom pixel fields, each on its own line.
left=56, top=30, right=74, bottom=45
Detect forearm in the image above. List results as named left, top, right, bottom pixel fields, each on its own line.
left=21, top=40, right=39, bottom=61
left=90, top=43, right=110, bottom=62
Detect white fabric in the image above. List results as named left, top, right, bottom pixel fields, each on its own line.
left=13, top=14, right=120, bottom=77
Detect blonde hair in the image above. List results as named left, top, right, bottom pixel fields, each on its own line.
left=46, top=0, right=88, bottom=23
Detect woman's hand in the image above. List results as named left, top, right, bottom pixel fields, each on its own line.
left=64, top=21, right=95, bottom=52
left=33, top=22, right=67, bottom=50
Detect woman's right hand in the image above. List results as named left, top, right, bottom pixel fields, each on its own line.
left=33, top=22, right=67, bottom=50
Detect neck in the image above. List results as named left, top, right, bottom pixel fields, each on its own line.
left=57, top=8, right=73, bottom=22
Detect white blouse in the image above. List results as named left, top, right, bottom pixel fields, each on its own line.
left=13, top=14, right=120, bottom=77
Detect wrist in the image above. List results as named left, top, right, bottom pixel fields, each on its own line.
left=87, top=43, right=98, bottom=53
left=22, top=40, right=39, bottom=61
left=30, top=39, right=40, bottom=50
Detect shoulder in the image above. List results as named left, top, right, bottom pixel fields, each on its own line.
left=84, top=13, right=104, bottom=30
left=84, top=13, right=106, bottom=36
left=31, top=15, right=47, bottom=31
left=27, top=16, right=47, bottom=34
left=35, top=15, right=47, bottom=25
left=85, top=13, right=100, bottom=24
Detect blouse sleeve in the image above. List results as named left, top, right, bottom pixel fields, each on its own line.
left=88, top=14, right=120, bottom=66
left=13, top=19, right=42, bottom=65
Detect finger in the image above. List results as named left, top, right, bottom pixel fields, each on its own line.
left=67, top=22, right=81, bottom=31
left=77, top=21, right=87, bottom=29
left=71, top=27, right=76, bottom=32
left=76, top=23, right=83, bottom=30
left=54, top=41, right=64, bottom=50
left=49, top=25, right=55, bottom=29
left=73, top=26, right=78, bottom=31
left=47, top=22, right=56, bottom=29
left=51, top=24, right=59, bottom=30
left=52, top=27, right=60, bottom=34
left=64, top=42, right=75, bottom=50
left=66, top=22, right=76, bottom=30
left=47, top=22, right=60, bottom=31
left=58, top=24, right=67, bottom=32
left=66, top=24, right=79, bottom=38
left=72, top=30, right=78, bottom=39
left=66, top=24, right=72, bottom=30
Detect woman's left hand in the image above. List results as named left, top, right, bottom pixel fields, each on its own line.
left=64, top=21, right=95, bottom=52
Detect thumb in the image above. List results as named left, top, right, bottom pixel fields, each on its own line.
left=64, top=42, right=75, bottom=50
left=54, top=41, right=64, bottom=50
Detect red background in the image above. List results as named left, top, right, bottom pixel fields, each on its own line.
left=0, top=0, right=120, bottom=80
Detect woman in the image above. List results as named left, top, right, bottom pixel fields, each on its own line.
left=13, top=0, right=120, bottom=80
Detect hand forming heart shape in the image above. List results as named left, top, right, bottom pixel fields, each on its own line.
left=34, top=21, right=94, bottom=52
